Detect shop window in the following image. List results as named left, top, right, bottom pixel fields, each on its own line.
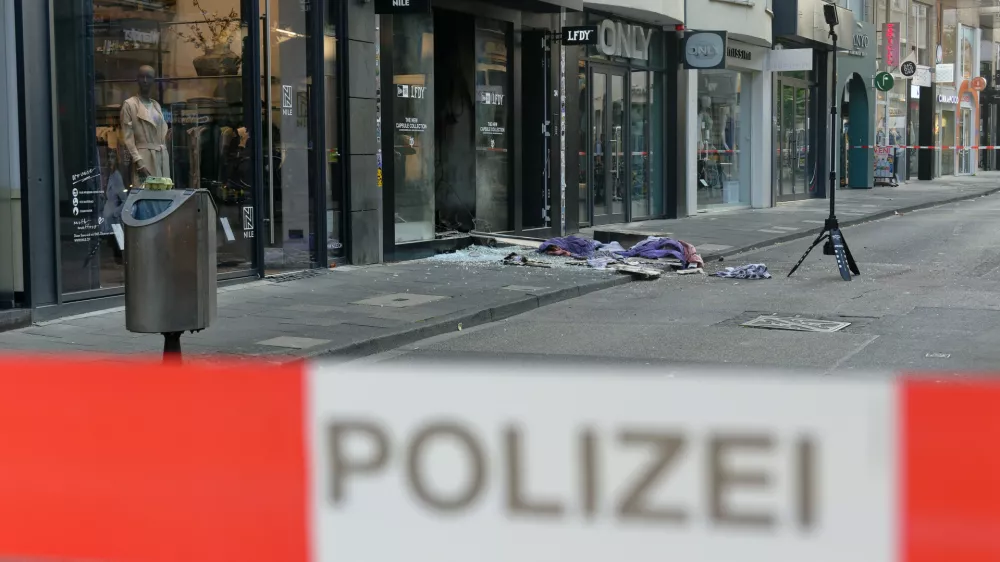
left=53, top=0, right=256, bottom=296
left=325, top=0, right=343, bottom=260
left=390, top=13, right=435, bottom=243
left=474, top=18, right=512, bottom=233
left=697, top=69, right=752, bottom=210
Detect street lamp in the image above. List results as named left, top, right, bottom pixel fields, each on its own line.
left=787, top=3, right=861, bottom=281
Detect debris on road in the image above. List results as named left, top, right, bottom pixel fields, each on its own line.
left=502, top=253, right=552, bottom=268
left=712, top=264, right=773, bottom=280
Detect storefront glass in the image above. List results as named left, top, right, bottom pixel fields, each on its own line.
left=698, top=69, right=752, bottom=209
left=262, top=0, right=324, bottom=272
left=390, top=14, right=435, bottom=244
left=52, top=0, right=257, bottom=297
left=578, top=13, right=665, bottom=225
left=876, top=0, right=910, bottom=177
left=325, top=3, right=344, bottom=260
left=474, top=18, right=513, bottom=233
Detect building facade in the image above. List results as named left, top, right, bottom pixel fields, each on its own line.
left=4, top=0, right=1000, bottom=325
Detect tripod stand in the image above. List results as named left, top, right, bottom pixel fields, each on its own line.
left=787, top=16, right=861, bottom=281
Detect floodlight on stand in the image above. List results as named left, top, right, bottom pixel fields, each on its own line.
left=823, top=3, right=839, bottom=26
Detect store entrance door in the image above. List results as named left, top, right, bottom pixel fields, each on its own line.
left=958, top=106, right=974, bottom=175
left=774, top=77, right=811, bottom=202
left=260, top=0, right=330, bottom=272
left=587, top=64, right=628, bottom=226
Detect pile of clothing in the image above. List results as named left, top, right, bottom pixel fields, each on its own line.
left=538, top=235, right=704, bottom=270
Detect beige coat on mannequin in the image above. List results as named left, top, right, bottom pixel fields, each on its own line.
left=121, top=96, right=170, bottom=187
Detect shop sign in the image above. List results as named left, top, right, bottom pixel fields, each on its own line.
left=123, top=28, right=159, bottom=45
left=281, top=85, right=293, bottom=116
left=768, top=48, right=812, bottom=72
left=882, top=22, right=900, bottom=70
left=935, top=63, right=955, bottom=84
left=682, top=30, right=727, bottom=70
left=847, top=33, right=870, bottom=57
left=912, top=65, right=931, bottom=88
left=597, top=20, right=655, bottom=62
left=562, top=26, right=598, bottom=46
left=938, top=94, right=959, bottom=104
left=374, top=0, right=429, bottom=14
left=727, top=47, right=752, bottom=61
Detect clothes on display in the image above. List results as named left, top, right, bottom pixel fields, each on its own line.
left=121, top=95, right=170, bottom=187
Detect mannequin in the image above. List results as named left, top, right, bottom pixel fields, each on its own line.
left=121, top=65, right=170, bottom=187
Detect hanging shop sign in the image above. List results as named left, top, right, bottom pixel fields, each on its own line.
left=875, top=72, right=895, bottom=92
left=912, top=65, right=931, bottom=88
left=971, top=76, right=987, bottom=92
left=901, top=61, right=916, bottom=77
left=563, top=26, right=598, bottom=46
left=682, top=30, right=727, bottom=70
left=882, top=22, right=900, bottom=70
left=935, top=63, right=955, bottom=84
left=374, top=0, right=429, bottom=14
left=596, top=19, right=655, bottom=62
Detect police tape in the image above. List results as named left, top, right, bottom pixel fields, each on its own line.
left=0, top=356, right=996, bottom=562
left=852, top=144, right=1000, bottom=150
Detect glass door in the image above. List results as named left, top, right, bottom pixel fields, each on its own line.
left=261, top=0, right=322, bottom=272
left=774, top=78, right=810, bottom=202
left=588, top=64, right=627, bottom=226
left=958, top=106, right=973, bottom=175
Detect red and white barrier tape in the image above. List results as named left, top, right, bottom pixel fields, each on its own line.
left=0, top=357, right=997, bottom=562
left=852, top=145, right=1000, bottom=150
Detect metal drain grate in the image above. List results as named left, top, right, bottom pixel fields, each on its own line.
left=742, top=315, right=851, bottom=333
left=265, top=269, right=330, bottom=283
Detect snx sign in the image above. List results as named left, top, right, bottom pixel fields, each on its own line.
left=683, top=30, right=728, bottom=69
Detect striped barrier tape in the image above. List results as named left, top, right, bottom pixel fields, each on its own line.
left=852, top=145, right=1000, bottom=150
left=0, top=357, right=997, bottom=562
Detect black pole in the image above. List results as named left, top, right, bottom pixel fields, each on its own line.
left=829, top=28, right=837, bottom=219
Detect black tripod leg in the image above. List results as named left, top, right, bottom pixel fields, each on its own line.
left=840, top=233, right=860, bottom=275
left=788, top=230, right=829, bottom=278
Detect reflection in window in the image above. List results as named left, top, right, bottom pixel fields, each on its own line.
left=54, top=0, right=255, bottom=296
left=474, top=18, right=512, bottom=233
left=391, top=14, right=435, bottom=243
left=697, top=69, right=752, bottom=210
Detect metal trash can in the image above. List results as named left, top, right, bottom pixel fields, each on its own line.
left=122, top=188, right=218, bottom=334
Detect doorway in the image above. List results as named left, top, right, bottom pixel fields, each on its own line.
left=260, top=0, right=328, bottom=272
left=774, top=76, right=811, bottom=201
left=585, top=64, right=628, bottom=226
left=841, top=73, right=869, bottom=189
left=958, top=106, right=974, bottom=175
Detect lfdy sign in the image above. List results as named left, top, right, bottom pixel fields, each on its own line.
left=563, top=26, right=598, bottom=46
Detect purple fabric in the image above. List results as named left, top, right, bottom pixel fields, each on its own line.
left=538, top=235, right=603, bottom=258
left=618, top=236, right=687, bottom=263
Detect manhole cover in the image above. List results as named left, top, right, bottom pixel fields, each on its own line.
left=742, top=315, right=851, bottom=333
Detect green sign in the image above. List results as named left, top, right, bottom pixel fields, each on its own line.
left=875, top=72, right=895, bottom=92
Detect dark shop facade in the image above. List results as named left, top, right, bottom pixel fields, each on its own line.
left=2, top=0, right=683, bottom=322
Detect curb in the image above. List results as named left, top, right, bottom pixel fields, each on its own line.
left=306, top=274, right=634, bottom=359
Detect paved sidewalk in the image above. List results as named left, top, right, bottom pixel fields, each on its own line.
left=0, top=255, right=630, bottom=361
left=0, top=175, right=995, bottom=360
left=585, top=174, right=1000, bottom=259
